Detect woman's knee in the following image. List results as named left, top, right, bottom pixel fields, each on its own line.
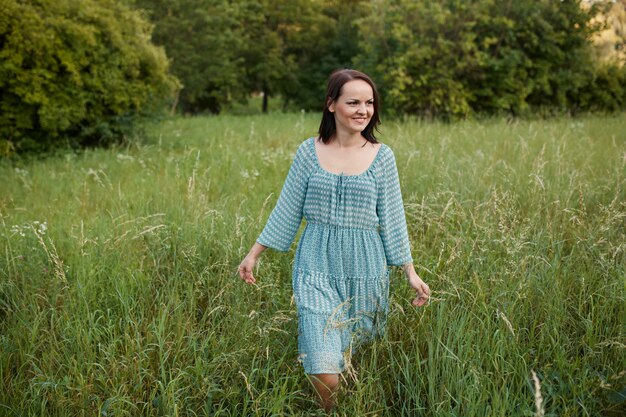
left=311, top=373, right=339, bottom=391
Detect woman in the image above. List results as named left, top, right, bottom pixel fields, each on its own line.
left=238, top=69, right=430, bottom=411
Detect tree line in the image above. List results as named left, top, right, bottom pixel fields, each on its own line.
left=1, top=0, right=625, bottom=154
left=132, top=0, right=626, bottom=117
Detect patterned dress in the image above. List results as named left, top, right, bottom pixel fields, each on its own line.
left=257, top=137, right=412, bottom=374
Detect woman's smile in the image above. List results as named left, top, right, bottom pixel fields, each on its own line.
left=328, top=79, right=375, bottom=135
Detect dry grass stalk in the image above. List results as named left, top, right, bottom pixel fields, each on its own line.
left=531, top=369, right=545, bottom=417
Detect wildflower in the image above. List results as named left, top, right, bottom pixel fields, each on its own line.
left=37, top=222, right=48, bottom=235
left=116, top=154, right=135, bottom=162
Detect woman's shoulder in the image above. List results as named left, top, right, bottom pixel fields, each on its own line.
left=375, top=141, right=396, bottom=164
left=295, top=137, right=316, bottom=158
left=294, top=137, right=314, bottom=149
left=290, top=137, right=317, bottom=172
left=371, top=142, right=401, bottom=181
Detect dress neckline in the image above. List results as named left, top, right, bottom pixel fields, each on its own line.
left=309, top=137, right=385, bottom=178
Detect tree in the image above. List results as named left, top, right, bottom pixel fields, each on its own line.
left=130, top=0, right=246, bottom=114
left=0, top=0, right=177, bottom=154
left=354, top=0, right=612, bottom=118
left=281, top=0, right=369, bottom=111
left=235, top=0, right=300, bottom=113
left=122, top=0, right=625, bottom=117
left=132, top=0, right=348, bottom=114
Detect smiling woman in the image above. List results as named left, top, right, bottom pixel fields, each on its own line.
left=318, top=70, right=381, bottom=145
left=329, top=81, right=374, bottom=133
left=237, top=69, right=430, bottom=412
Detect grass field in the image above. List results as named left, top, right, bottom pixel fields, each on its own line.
left=0, top=113, right=625, bottom=416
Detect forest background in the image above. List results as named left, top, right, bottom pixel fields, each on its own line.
left=1, top=0, right=626, bottom=154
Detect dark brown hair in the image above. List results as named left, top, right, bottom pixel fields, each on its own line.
left=318, top=69, right=381, bottom=144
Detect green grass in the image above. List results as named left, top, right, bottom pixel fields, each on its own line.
left=0, top=113, right=625, bottom=416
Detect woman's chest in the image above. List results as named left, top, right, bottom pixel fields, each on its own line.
left=304, top=171, right=377, bottom=207
left=315, top=142, right=381, bottom=176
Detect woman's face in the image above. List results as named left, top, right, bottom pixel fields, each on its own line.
left=328, top=79, right=374, bottom=136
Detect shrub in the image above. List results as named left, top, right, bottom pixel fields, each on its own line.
left=354, top=0, right=625, bottom=118
left=0, top=0, right=178, bottom=154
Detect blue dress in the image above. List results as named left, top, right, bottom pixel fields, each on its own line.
left=257, top=137, right=413, bottom=374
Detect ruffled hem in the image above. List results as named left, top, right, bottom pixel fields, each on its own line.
left=297, top=313, right=348, bottom=374
left=298, top=351, right=345, bottom=375
left=295, top=279, right=389, bottom=374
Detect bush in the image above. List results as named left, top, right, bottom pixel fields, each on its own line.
left=0, top=0, right=178, bottom=154
left=574, top=62, right=626, bottom=113
left=354, top=0, right=625, bottom=118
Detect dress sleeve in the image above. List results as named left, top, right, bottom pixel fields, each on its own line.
left=256, top=142, right=308, bottom=252
left=377, top=147, right=413, bottom=266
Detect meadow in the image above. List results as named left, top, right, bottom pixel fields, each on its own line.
left=0, top=113, right=624, bottom=416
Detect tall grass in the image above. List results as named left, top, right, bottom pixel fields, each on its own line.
left=0, top=113, right=624, bottom=416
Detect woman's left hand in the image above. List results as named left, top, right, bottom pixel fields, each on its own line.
left=407, top=273, right=430, bottom=307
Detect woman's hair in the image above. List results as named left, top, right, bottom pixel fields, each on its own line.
left=318, top=69, right=381, bottom=144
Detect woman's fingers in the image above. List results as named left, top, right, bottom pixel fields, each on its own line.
left=412, top=295, right=426, bottom=307
left=412, top=294, right=427, bottom=307
left=412, top=281, right=430, bottom=307
left=238, top=264, right=256, bottom=285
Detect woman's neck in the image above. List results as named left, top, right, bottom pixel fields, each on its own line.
left=332, top=130, right=366, bottom=149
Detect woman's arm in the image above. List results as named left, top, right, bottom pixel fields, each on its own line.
left=256, top=142, right=309, bottom=252
left=376, top=147, right=430, bottom=306
left=238, top=242, right=267, bottom=285
left=238, top=141, right=310, bottom=285
left=376, top=147, right=413, bottom=266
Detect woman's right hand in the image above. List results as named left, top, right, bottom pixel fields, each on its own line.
left=238, top=254, right=258, bottom=285
left=238, top=243, right=267, bottom=285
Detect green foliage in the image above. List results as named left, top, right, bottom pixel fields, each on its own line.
left=574, top=62, right=626, bottom=112
left=132, top=0, right=370, bottom=114
left=234, top=0, right=371, bottom=113
left=237, top=0, right=302, bottom=109
left=132, top=0, right=319, bottom=114
left=354, top=0, right=613, bottom=118
left=129, top=0, right=626, bottom=117
left=130, top=0, right=246, bottom=114
left=0, top=0, right=177, bottom=154
left=279, top=0, right=369, bottom=111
